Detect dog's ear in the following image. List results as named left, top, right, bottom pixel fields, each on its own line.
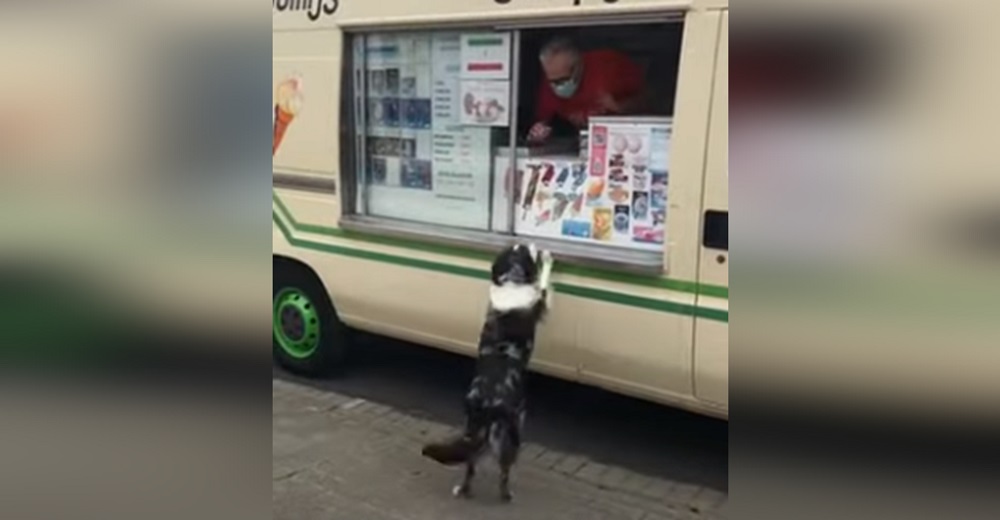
left=491, top=246, right=517, bottom=285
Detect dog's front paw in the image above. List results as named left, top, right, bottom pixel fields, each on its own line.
left=541, top=250, right=553, bottom=269
left=538, top=250, right=554, bottom=291
left=500, top=489, right=514, bottom=503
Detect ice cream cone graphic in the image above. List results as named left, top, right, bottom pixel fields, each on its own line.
left=273, top=75, right=303, bottom=156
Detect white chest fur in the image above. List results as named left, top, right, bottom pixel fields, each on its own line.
left=488, top=283, right=541, bottom=312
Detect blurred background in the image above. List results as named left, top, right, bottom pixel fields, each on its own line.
left=1, top=0, right=999, bottom=519
left=733, top=1, right=1000, bottom=520
left=0, top=2, right=272, bottom=520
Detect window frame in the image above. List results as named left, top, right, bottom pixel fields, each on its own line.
left=338, top=17, right=682, bottom=274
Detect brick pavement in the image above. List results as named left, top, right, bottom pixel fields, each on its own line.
left=273, top=379, right=727, bottom=520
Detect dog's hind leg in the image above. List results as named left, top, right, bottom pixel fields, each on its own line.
left=452, top=460, right=476, bottom=499
left=498, top=452, right=515, bottom=502
left=497, top=425, right=520, bottom=502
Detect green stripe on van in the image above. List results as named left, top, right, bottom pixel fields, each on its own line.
left=274, top=209, right=728, bottom=323
left=272, top=193, right=729, bottom=299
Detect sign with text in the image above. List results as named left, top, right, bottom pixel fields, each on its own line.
left=460, top=33, right=512, bottom=80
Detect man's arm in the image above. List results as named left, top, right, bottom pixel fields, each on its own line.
left=534, top=79, right=557, bottom=123
left=608, top=52, right=649, bottom=115
left=615, top=87, right=651, bottom=114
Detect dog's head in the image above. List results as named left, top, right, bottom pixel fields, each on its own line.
left=488, top=243, right=548, bottom=313
left=491, top=243, right=543, bottom=287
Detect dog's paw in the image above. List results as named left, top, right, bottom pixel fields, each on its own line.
left=500, top=490, right=514, bottom=503
left=541, top=250, right=553, bottom=269
left=452, top=484, right=472, bottom=499
left=538, top=250, right=554, bottom=292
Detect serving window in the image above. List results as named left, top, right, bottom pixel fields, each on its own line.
left=346, top=19, right=684, bottom=269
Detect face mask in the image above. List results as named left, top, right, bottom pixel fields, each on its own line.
left=551, top=78, right=579, bottom=99
left=550, top=63, right=581, bottom=99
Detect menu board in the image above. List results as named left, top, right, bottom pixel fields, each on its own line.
left=364, top=31, right=501, bottom=230
left=432, top=125, right=492, bottom=202
left=514, top=119, right=671, bottom=251
left=431, top=33, right=462, bottom=127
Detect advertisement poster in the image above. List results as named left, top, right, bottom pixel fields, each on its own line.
left=585, top=119, right=671, bottom=249
left=459, top=80, right=510, bottom=127
left=514, top=157, right=592, bottom=242
left=507, top=119, right=670, bottom=250
left=459, top=32, right=511, bottom=80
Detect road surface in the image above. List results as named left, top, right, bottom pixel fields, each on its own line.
left=273, top=333, right=728, bottom=520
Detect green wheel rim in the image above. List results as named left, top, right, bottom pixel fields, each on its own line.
left=273, top=287, right=322, bottom=359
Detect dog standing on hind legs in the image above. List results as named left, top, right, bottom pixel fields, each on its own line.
left=421, top=243, right=554, bottom=502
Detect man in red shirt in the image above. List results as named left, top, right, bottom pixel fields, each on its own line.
left=528, top=37, right=648, bottom=143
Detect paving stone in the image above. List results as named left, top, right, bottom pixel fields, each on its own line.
left=520, top=443, right=545, bottom=462
left=600, top=467, right=630, bottom=489
left=365, top=402, right=394, bottom=417
left=553, top=454, right=588, bottom=475
left=640, top=478, right=675, bottom=500
left=688, top=487, right=726, bottom=513
left=274, top=378, right=711, bottom=520
left=665, top=483, right=701, bottom=506
left=619, top=473, right=654, bottom=494
left=533, top=450, right=564, bottom=470
left=339, top=398, right=367, bottom=411
left=575, top=461, right=609, bottom=484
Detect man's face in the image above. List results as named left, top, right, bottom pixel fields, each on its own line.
left=541, top=50, right=578, bottom=85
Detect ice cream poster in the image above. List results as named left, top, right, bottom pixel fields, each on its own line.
left=514, top=158, right=590, bottom=242
left=585, top=121, right=670, bottom=249
left=273, top=75, right=303, bottom=156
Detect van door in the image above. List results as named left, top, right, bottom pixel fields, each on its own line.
left=694, top=11, right=729, bottom=410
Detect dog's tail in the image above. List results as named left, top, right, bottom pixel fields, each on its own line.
left=421, top=434, right=485, bottom=466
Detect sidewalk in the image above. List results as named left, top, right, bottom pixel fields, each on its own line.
left=274, top=378, right=727, bottom=520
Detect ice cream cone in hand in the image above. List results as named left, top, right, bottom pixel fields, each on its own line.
left=273, top=76, right=303, bottom=156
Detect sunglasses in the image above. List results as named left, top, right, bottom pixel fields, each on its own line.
left=549, top=64, right=579, bottom=87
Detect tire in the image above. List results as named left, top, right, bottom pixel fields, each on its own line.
left=273, top=261, right=349, bottom=376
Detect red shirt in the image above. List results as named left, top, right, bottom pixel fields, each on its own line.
left=534, top=49, right=644, bottom=125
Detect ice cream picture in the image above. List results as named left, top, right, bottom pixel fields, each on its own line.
left=570, top=193, right=584, bottom=216
left=541, top=163, right=556, bottom=186
left=464, top=92, right=505, bottom=124
left=521, top=165, right=543, bottom=220
left=273, top=75, right=304, bottom=156
left=586, top=177, right=606, bottom=203
left=592, top=208, right=612, bottom=241
left=552, top=194, right=571, bottom=220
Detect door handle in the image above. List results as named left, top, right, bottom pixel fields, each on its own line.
left=703, top=210, right=728, bottom=251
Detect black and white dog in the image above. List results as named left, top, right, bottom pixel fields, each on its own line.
left=421, top=243, right=554, bottom=502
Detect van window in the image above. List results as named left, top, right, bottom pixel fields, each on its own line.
left=347, top=20, right=683, bottom=265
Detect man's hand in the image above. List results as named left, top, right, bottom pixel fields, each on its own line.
left=567, top=112, right=588, bottom=128
left=527, top=121, right=552, bottom=143
left=595, top=91, right=621, bottom=114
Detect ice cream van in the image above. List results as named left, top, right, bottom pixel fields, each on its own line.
left=272, top=0, right=729, bottom=419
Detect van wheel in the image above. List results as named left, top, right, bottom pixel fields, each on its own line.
left=273, top=264, right=348, bottom=376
